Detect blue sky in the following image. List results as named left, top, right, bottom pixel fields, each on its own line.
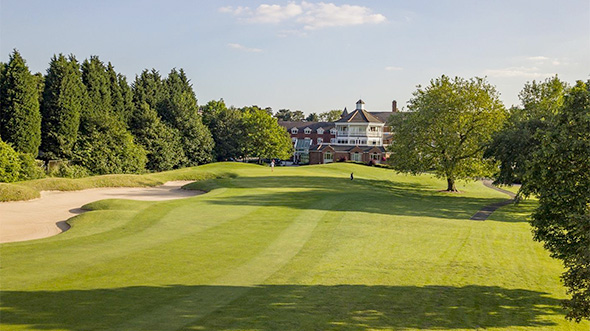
left=1, top=0, right=589, bottom=113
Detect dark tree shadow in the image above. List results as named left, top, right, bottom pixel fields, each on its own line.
left=0, top=285, right=565, bottom=330
left=190, top=176, right=514, bottom=221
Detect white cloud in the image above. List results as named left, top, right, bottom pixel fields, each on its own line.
left=219, top=1, right=386, bottom=30
left=227, top=43, right=263, bottom=53
left=527, top=56, right=549, bottom=61
left=385, top=66, right=403, bottom=71
left=297, top=1, right=386, bottom=30
left=483, top=66, right=550, bottom=78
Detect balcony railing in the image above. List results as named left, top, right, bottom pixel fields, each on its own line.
left=337, top=132, right=381, bottom=137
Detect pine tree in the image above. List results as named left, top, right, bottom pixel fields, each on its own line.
left=160, top=69, right=213, bottom=165
left=0, top=50, right=42, bottom=155
left=40, top=54, right=85, bottom=160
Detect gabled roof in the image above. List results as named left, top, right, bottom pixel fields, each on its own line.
left=335, top=108, right=383, bottom=123
left=341, top=107, right=348, bottom=118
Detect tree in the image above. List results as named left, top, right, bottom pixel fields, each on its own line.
left=274, top=108, right=294, bottom=121
left=319, top=109, right=343, bottom=122
left=520, top=80, right=590, bottom=322
left=0, top=138, right=44, bottom=182
left=201, top=99, right=245, bottom=161
left=243, top=107, right=293, bottom=160
left=388, top=75, right=507, bottom=191
left=76, top=56, right=146, bottom=174
left=129, top=102, right=185, bottom=171
left=160, top=68, right=213, bottom=165
left=291, top=110, right=305, bottom=121
left=486, top=76, right=567, bottom=184
left=306, top=112, right=319, bottom=122
left=0, top=50, right=42, bottom=155
left=40, top=54, right=85, bottom=160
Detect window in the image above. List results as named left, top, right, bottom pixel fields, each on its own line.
left=324, top=151, right=333, bottom=163
left=351, top=152, right=361, bottom=162
left=291, top=137, right=297, bottom=142
left=317, top=138, right=323, bottom=144
left=304, top=127, right=312, bottom=134
left=330, top=138, right=336, bottom=143
left=291, top=127, right=298, bottom=134
left=330, top=128, right=337, bottom=135
left=371, top=153, right=380, bottom=160
left=317, top=128, right=324, bottom=135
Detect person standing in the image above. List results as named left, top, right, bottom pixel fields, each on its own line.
left=350, top=172, right=354, bottom=180
left=271, top=159, right=275, bottom=172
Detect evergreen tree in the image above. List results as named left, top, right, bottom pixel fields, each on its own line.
left=40, top=54, right=85, bottom=160
left=130, top=102, right=185, bottom=171
left=160, top=69, right=213, bottom=165
left=76, top=56, right=146, bottom=174
left=132, top=69, right=165, bottom=111
left=0, top=50, right=42, bottom=155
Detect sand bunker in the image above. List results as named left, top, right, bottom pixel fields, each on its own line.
left=0, top=181, right=202, bottom=244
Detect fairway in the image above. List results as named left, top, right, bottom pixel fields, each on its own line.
left=0, top=162, right=587, bottom=330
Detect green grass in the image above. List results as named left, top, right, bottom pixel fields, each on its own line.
left=0, top=162, right=587, bottom=330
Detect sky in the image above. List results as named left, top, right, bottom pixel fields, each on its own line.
left=1, top=0, right=589, bottom=114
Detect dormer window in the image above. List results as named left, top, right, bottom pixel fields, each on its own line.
left=330, top=128, right=337, bottom=135
left=317, top=128, right=324, bottom=135
left=304, top=127, right=312, bottom=134
left=291, top=127, right=298, bottom=134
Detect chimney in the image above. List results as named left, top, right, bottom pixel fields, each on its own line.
left=392, top=100, right=398, bottom=112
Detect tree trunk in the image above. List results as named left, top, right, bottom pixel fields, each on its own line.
left=446, top=177, right=457, bottom=192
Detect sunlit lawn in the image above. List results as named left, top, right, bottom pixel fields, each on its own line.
left=1, top=162, right=586, bottom=330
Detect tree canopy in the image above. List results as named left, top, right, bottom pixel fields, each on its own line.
left=201, top=99, right=245, bottom=161
left=388, top=75, right=507, bottom=191
left=0, top=50, right=42, bottom=155
left=243, top=107, right=293, bottom=160
left=40, top=54, right=85, bottom=160
left=485, top=76, right=568, bottom=184
left=519, top=80, right=590, bottom=322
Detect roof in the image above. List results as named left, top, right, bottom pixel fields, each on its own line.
left=309, top=144, right=386, bottom=153
left=356, top=99, right=365, bottom=104
left=369, top=111, right=401, bottom=123
left=278, top=121, right=335, bottom=131
left=341, top=107, right=348, bottom=117
left=335, top=108, right=383, bottom=123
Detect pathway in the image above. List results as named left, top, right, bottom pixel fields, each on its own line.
left=469, top=180, right=517, bottom=221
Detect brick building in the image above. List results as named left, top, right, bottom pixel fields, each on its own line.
left=280, top=99, right=399, bottom=164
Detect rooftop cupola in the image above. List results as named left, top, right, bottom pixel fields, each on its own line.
left=356, top=99, right=365, bottom=110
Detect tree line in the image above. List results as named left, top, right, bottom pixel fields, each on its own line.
left=387, top=75, right=589, bottom=322
left=0, top=50, right=293, bottom=180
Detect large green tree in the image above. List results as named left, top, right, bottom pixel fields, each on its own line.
left=201, top=99, right=245, bottom=161
left=388, top=75, right=507, bottom=191
left=242, top=106, right=293, bottom=160
left=520, top=80, right=590, bottom=322
left=76, top=56, right=146, bottom=174
left=40, top=54, right=85, bottom=160
left=0, top=50, right=42, bottom=155
left=160, top=69, right=213, bottom=165
left=486, top=76, right=567, bottom=184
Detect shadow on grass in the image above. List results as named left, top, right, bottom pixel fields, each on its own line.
left=0, top=285, right=563, bottom=330
left=194, top=176, right=516, bottom=221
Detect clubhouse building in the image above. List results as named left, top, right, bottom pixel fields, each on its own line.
left=279, top=100, right=398, bottom=165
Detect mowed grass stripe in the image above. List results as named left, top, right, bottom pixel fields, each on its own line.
left=112, top=192, right=345, bottom=331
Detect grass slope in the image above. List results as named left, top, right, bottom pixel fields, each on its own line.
left=0, top=162, right=587, bottom=330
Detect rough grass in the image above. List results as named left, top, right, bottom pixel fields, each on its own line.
left=0, top=166, right=234, bottom=202
left=0, top=162, right=587, bottom=330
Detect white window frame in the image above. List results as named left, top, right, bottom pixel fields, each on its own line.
left=330, top=128, right=337, bottom=135
left=317, top=128, right=324, bottom=135
left=291, top=127, right=298, bottom=134
left=304, top=127, right=312, bottom=134
left=317, top=138, right=323, bottom=144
